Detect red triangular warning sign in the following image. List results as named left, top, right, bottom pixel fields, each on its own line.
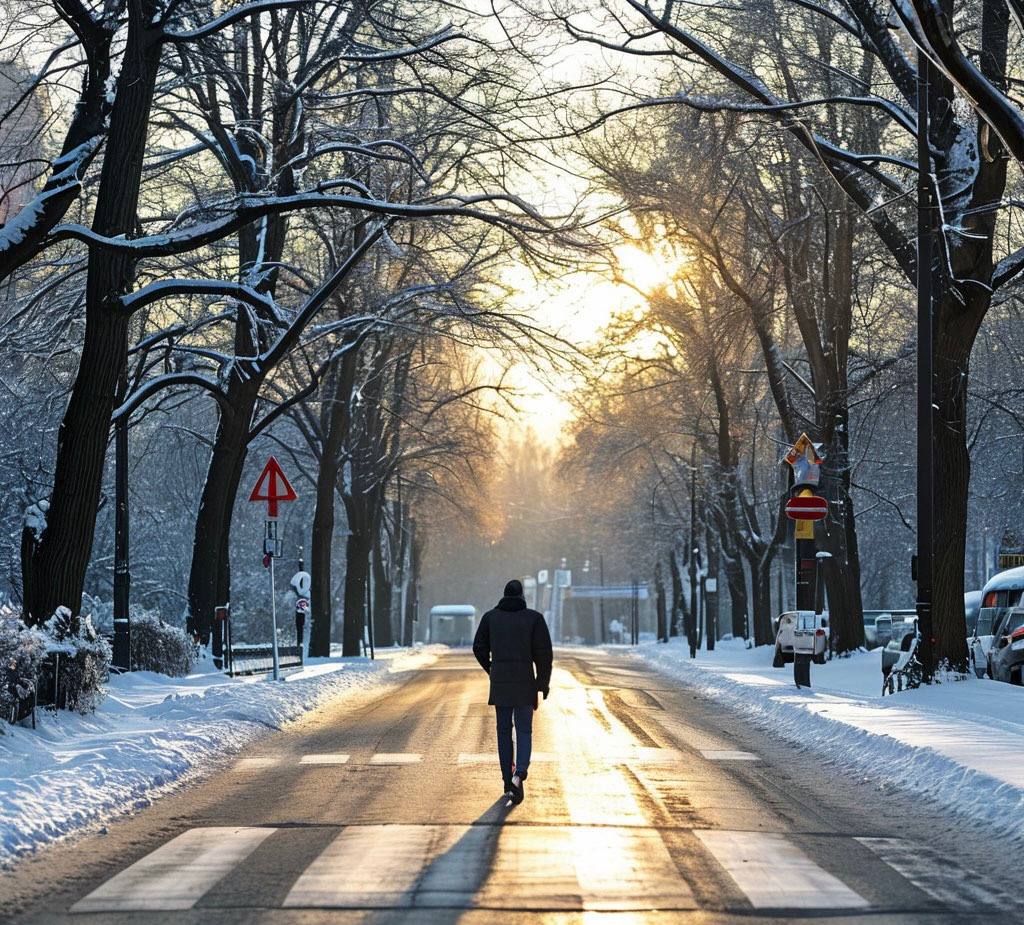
left=249, top=456, right=297, bottom=518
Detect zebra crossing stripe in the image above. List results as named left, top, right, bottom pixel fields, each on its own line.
left=695, top=830, right=869, bottom=909
left=370, top=753, right=423, bottom=765
left=232, top=757, right=280, bottom=770
left=284, top=824, right=440, bottom=907
left=456, top=752, right=556, bottom=764
left=71, top=827, right=274, bottom=913
left=856, top=837, right=1014, bottom=911
left=300, top=753, right=350, bottom=764
left=699, top=749, right=759, bottom=761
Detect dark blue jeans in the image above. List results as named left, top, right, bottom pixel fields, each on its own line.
left=495, top=705, right=533, bottom=783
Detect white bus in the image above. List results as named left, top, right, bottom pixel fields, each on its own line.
left=428, top=604, right=477, bottom=646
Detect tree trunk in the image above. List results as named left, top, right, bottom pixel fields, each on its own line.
left=705, top=521, right=719, bottom=648
left=342, top=520, right=372, bottom=656
left=403, top=519, right=421, bottom=645
left=816, top=407, right=865, bottom=653
left=186, top=379, right=260, bottom=643
left=654, top=560, right=667, bottom=642
left=309, top=448, right=340, bottom=658
left=22, top=4, right=161, bottom=623
left=750, top=553, right=773, bottom=647
left=372, top=527, right=395, bottom=646
left=668, top=547, right=683, bottom=636
left=308, top=348, right=359, bottom=656
left=931, top=298, right=977, bottom=671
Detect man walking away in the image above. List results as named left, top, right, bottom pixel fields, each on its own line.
left=473, top=579, right=553, bottom=805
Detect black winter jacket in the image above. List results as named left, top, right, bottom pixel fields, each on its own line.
left=472, top=596, right=553, bottom=707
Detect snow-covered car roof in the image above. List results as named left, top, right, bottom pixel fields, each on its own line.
left=981, top=566, right=1024, bottom=593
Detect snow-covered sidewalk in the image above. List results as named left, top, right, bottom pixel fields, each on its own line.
left=0, top=646, right=443, bottom=867
left=633, top=638, right=1024, bottom=846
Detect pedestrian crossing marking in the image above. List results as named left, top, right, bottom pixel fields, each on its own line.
left=285, top=824, right=437, bottom=907
left=232, top=757, right=281, bottom=770
left=571, top=825, right=696, bottom=911
left=369, top=753, right=423, bottom=765
left=71, top=827, right=274, bottom=913
left=856, top=837, right=1017, bottom=911
left=300, top=753, right=350, bottom=764
left=457, top=752, right=556, bottom=764
left=284, top=824, right=696, bottom=911
left=699, top=749, right=759, bottom=761
left=694, top=830, right=869, bottom=909
left=603, top=746, right=685, bottom=763
left=73, top=825, right=1004, bottom=915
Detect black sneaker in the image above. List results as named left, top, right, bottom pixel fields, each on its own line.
left=509, top=773, right=524, bottom=805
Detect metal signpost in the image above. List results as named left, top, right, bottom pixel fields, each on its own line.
left=249, top=456, right=298, bottom=681
left=784, top=435, right=827, bottom=687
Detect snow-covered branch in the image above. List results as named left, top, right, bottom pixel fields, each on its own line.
left=163, top=0, right=309, bottom=42
left=48, top=190, right=551, bottom=258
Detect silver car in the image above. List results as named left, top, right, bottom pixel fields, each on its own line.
left=971, top=568, right=1024, bottom=678
left=987, top=608, right=1024, bottom=684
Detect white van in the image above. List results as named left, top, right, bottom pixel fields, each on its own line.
left=773, top=611, right=829, bottom=666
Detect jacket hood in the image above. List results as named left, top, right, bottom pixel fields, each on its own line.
left=496, top=596, right=527, bottom=612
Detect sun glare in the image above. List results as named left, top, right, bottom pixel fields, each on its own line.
left=486, top=242, right=688, bottom=447
left=613, top=243, right=687, bottom=295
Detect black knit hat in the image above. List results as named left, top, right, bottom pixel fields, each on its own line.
left=503, top=579, right=524, bottom=599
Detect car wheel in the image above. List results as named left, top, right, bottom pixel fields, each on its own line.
left=772, top=644, right=785, bottom=668
left=813, top=652, right=826, bottom=665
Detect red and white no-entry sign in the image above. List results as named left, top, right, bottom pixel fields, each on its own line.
left=249, top=456, right=297, bottom=518
left=785, top=495, right=828, bottom=521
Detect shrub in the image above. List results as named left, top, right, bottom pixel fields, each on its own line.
left=130, top=611, right=196, bottom=676
left=45, top=607, right=111, bottom=714
left=0, top=616, right=47, bottom=723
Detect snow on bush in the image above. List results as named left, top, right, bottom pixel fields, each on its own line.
left=44, top=607, right=110, bottom=714
left=130, top=611, right=195, bottom=676
left=0, top=616, right=47, bottom=724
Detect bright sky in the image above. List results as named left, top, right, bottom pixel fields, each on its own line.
left=496, top=244, right=680, bottom=446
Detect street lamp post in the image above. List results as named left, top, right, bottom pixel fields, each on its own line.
left=688, top=445, right=698, bottom=658
left=112, top=365, right=130, bottom=671
left=915, top=49, right=936, bottom=680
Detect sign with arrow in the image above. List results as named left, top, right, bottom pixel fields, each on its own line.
left=249, top=456, right=297, bottom=519
left=785, top=494, right=828, bottom=521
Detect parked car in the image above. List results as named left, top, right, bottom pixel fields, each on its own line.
left=863, top=609, right=916, bottom=649
left=964, top=590, right=983, bottom=635
left=773, top=610, right=829, bottom=666
left=881, top=617, right=918, bottom=678
left=986, top=608, right=1024, bottom=683
left=970, top=568, right=1024, bottom=678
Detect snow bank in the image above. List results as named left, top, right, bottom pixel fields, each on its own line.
left=633, top=638, right=1024, bottom=846
left=0, top=646, right=443, bottom=867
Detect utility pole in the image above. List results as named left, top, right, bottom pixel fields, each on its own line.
left=915, top=48, right=936, bottom=680
left=688, top=444, right=698, bottom=657
left=112, top=364, right=130, bottom=671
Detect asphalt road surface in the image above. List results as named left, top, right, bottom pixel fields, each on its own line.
left=2, top=649, right=1020, bottom=924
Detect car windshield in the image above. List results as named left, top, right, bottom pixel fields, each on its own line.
left=975, top=613, right=996, bottom=636
left=1004, top=613, right=1024, bottom=635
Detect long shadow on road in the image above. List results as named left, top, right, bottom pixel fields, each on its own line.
left=367, top=796, right=513, bottom=924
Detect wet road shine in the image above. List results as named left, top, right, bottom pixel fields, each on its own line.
left=1, top=649, right=1018, bottom=924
